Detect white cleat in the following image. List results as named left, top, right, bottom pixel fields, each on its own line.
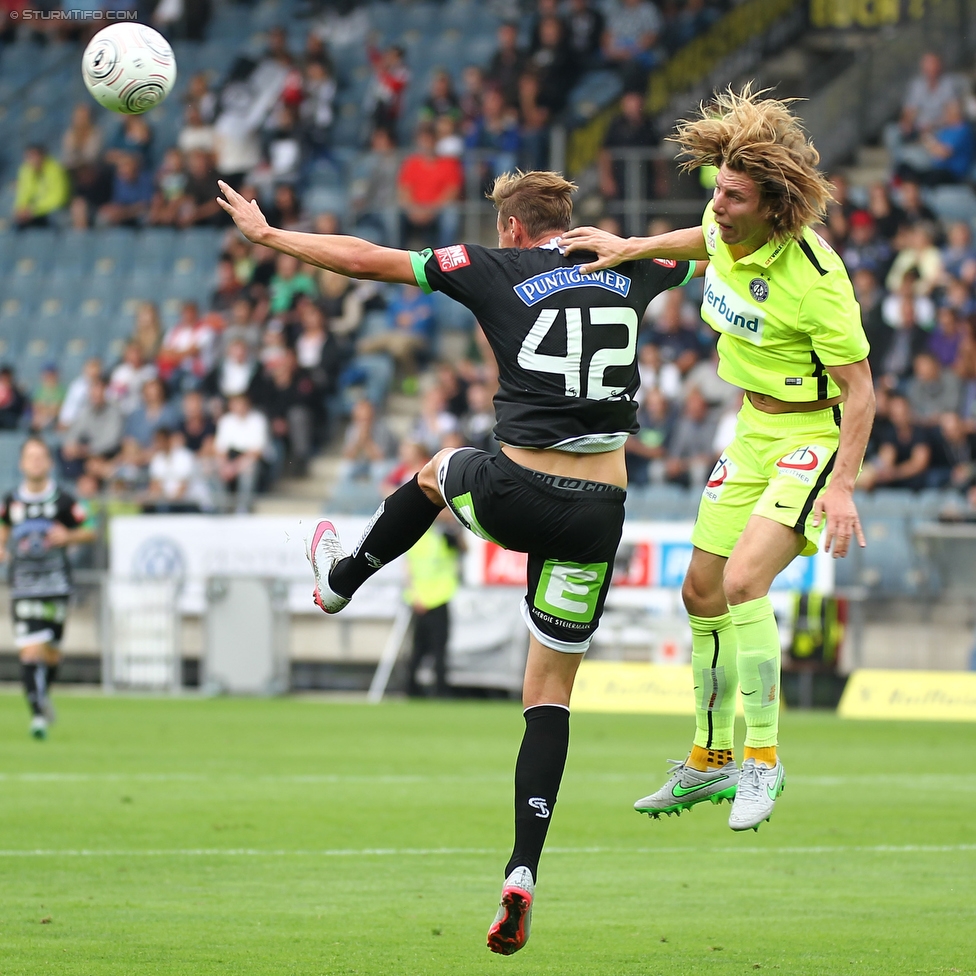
left=634, top=759, right=738, bottom=818
left=30, top=715, right=48, bottom=740
left=487, top=866, right=534, bottom=955
left=728, top=758, right=785, bottom=832
left=304, top=519, right=350, bottom=614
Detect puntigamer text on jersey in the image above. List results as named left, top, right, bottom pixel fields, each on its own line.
left=514, top=267, right=632, bottom=307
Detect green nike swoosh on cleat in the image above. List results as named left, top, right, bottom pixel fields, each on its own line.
left=672, top=776, right=728, bottom=797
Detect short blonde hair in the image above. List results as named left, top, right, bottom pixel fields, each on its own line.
left=670, top=84, right=832, bottom=240
left=490, top=170, right=577, bottom=239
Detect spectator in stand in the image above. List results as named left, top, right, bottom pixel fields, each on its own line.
left=488, top=22, right=528, bottom=108
left=179, top=389, right=217, bottom=456
left=300, top=58, right=337, bottom=158
left=365, top=43, right=409, bottom=136
left=98, top=152, right=153, bottom=227
left=842, top=211, right=893, bottom=279
left=411, top=385, right=459, bottom=456
left=265, top=183, right=309, bottom=232
left=886, top=224, right=943, bottom=296
left=133, top=302, right=163, bottom=363
left=185, top=72, right=217, bottom=124
left=316, top=268, right=366, bottom=343
left=907, top=351, right=961, bottom=425
left=359, top=283, right=436, bottom=380
left=215, top=392, right=270, bottom=513
left=294, top=300, right=341, bottom=400
left=895, top=99, right=974, bottom=186
left=853, top=269, right=890, bottom=379
left=105, top=115, right=153, bottom=169
left=208, top=336, right=259, bottom=401
left=59, top=357, right=103, bottom=430
left=0, top=366, right=27, bottom=429
left=178, top=103, right=216, bottom=155
left=599, top=90, right=658, bottom=203
left=459, top=65, right=486, bottom=134
left=636, top=340, right=681, bottom=403
left=62, top=104, right=107, bottom=228
left=420, top=69, right=461, bottom=124
left=897, top=179, right=938, bottom=227
left=265, top=105, right=304, bottom=185
left=253, top=348, right=315, bottom=477
left=859, top=393, right=931, bottom=491
left=683, top=344, right=738, bottom=409
left=529, top=16, right=574, bottom=115
left=349, top=126, right=400, bottom=243
left=145, top=428, right=211, bottom=513
left=665, top=0, right=718, bottom=52
left=527, top=0, right=561, bottom=53
left=626, top=387, right=672, bottom=486
left=397, top=125, right=463, bottom=249
left=61, top=375, right=124, bottom=482
left=877, top=285, right=931, bottom=389
left=460, top=382, right=497, bottom=454
left=565, top=0, right=605, bottom=68
left=124, top=378, right=181, bottom=458
left=941, top=221, right=976, bottom=285
left=339, top=397, right=397, bottom=482
left=517, top=72, right=551, bottom=171
left=943, top=275, right=976, bottom=318
left=602, top=0, right=662, bottom=89
left=29, top=364, right=64, bottom=433
left=158, top=301, right=217, bottom=390
left=929, top=410, right=976, bottom=491
left=434, top=115, right=465, bottom=160
left=664, top=388, right=717, bottom=487
left=148, top=148, right=187, bottom=226
left=929, top=306, right=966, bottom=369
left=465, top=87, right=520, bottom=192
left=13, top=144, right=69, bottom=228
left=269, top=253, right=318, bottom=314
left=896, top=52, right=964, bottom=143
left=866, top=182, right=906, bottom=240
left=882, top=269, right=935, bottom=330
left=175, top=149, right=222, bottom=228
left=211, top=257, right=246, bottom=313
left=108, top=343, right=157, bottom=416
left=105, top=437, right=150, bottom=496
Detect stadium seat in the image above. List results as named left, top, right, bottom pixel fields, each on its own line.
left=132, top=229, right=179, bottom=273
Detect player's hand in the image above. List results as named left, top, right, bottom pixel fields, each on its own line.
left=812, top=485, right=865, bottom=559
left=46, top=523, right=71, bottom=548
left=559, top=226, right=633, bottom=274
left=216, top=181, right=271, bottom=245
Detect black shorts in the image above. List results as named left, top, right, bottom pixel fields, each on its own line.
left=438, top=448, right=625, bottom=653
left=12, top=596, right=69, bottom=650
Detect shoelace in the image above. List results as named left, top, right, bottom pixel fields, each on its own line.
left=736, top=761, right=765, bottom=800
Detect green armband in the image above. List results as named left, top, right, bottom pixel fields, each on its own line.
left=409, top=249, right=434, bottom=294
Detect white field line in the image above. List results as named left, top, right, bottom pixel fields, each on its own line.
left=0, top=845, right=973, bottom=859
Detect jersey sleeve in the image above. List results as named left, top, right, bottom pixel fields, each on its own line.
left=59, top=492, right=90, bottom=530
left=408, top=244, right=499, bottom=310
left=796, top=274, right=870, bottom=367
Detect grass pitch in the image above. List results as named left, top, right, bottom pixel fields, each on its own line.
left=0, top=693, right=973, bottom=976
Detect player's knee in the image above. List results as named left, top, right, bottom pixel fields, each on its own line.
left=722, top=566, right=761, bottom=606
left=417, top=451, right=451, bottom=506
left=681, top=570, right=719, bottom=616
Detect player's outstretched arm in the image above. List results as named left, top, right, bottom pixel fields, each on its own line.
left=216, top=181, right=416, bottom=285
left=812, top=358, right=876, bottom=559
left=560, top=225, right=708, bottom=274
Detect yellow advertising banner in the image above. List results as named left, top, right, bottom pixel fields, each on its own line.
left=839, top=670, right=976, bottom=722
left=573, top=661, right=746, bottom=716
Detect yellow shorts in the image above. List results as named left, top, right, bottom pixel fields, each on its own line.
left=691, top=397, right=842, bottom=559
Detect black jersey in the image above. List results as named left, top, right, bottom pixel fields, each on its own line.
left=1, top=483, right=88, bottom=599
left=411, top=242, right=692, bottom=449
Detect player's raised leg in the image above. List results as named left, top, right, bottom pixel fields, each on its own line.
left=305, top=452, right=451, bottom=613
left=723, top=516, right=801, bottom=830
left=635, top=547, right=739, bottom=816
left=488, top=635, right=582, bottom=956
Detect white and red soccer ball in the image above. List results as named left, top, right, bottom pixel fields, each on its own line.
left=82, top=23, right=177, bottom=116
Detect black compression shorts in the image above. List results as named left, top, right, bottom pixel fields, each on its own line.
left=437, top=448, right=625, bottom=653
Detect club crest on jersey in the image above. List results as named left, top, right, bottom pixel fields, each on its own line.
left=703, top=455, right=735, bottom=502
left=513, top=266, right=631, bottom=306
left=749, top=277, right=769, bottom=302
left=776, top=447, right=826, bottom=485
left=433, top=245, right=470, bottom=272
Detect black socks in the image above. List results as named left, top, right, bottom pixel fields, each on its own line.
left=505, top=704, right=570, bottom=883
left=328, top=475, right=443, bottom=598
left=22, top=662, right=55, bottom=717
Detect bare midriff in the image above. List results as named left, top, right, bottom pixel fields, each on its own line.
left=501, top=444, right=628, bottom=489
left=747, top=391, right=843, bottom=414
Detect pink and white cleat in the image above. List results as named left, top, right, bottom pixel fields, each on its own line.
left=304, top=519, right=350, bottom=614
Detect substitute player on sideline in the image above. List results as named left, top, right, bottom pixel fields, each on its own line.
left=0, top=438, right=96, bottom=739
left=217, top=172, right=700, bottom=954
left=563, top=86, right=875, bottom=831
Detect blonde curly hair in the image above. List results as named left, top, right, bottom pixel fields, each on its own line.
left=670, top=84, right=832, bottom=240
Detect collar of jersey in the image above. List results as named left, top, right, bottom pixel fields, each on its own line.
left=17, top=480, right=56, bottom=502
left=722, top=233, right=793, bottom=271
left=539, top=237, right=567, bottom=254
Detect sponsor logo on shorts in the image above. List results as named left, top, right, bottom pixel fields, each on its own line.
left=703, top=455, right=735, bottom=502
left=513, top=266, right=632, bottom=306
left=701, top=266, right=765, bottom=343
left=434, top=245, right=470, bottom=272
left=775, top=446, right=827, bottom=485
left=654, top=258, right=677, bottom=268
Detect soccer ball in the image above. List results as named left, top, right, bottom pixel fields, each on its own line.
left=81, top=23, right=177, bottom=115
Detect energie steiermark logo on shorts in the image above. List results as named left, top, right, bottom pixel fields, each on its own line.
left=534, top=560, right=608, bottom=623
left=701, top=266, right=765, bottom=344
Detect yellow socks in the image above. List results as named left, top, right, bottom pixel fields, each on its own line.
left=744, top=745, right=778, bottom=768
left=688, top=746, right=734, bottom=771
